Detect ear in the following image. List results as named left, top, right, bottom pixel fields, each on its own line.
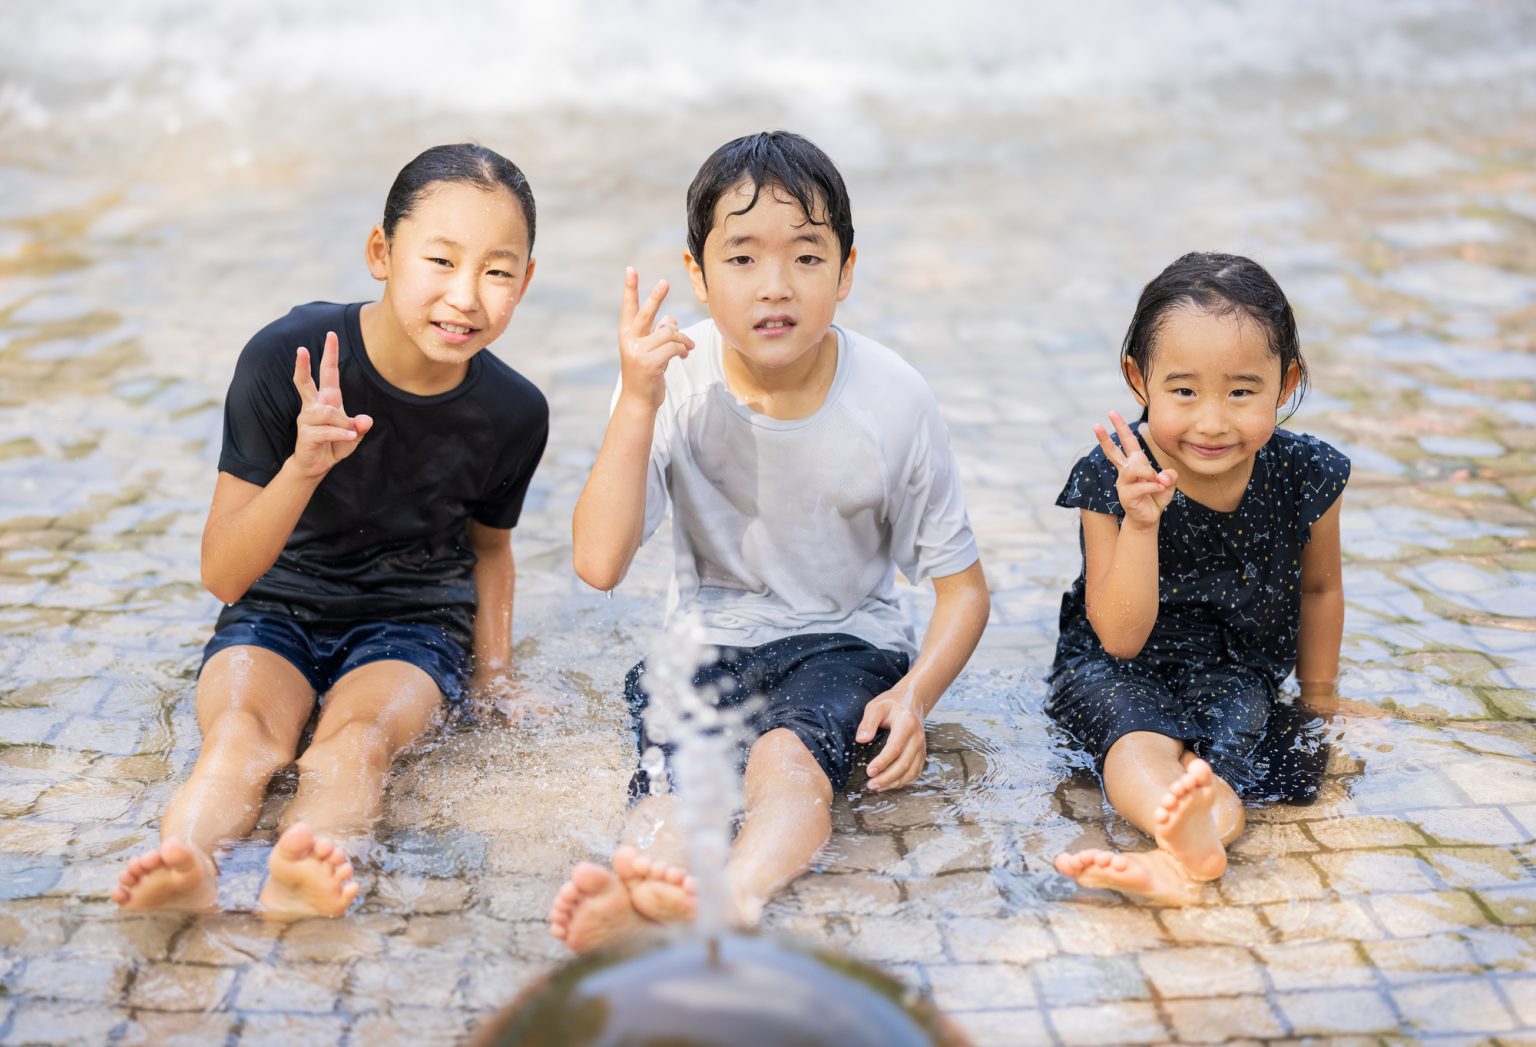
left=365, top=225, right=389, bottom=281
left=1122, top=356, right=1149, bottom=407
left=835, top=245, right=857, bottom=302
left=684, top=250, right=709, bottom=304
left=1277, top=360, right=1302, bottom=405
left=515, top=257, right=537, bottom=303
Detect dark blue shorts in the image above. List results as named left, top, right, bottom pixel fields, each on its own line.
left=625, top=632, right=910, bottom=800
left=1046, top=657, right=1328, bottom=803
left=200, top=615, right=470, bottom=701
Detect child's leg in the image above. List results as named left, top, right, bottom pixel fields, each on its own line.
left=114, top=647, right=315, bottom=912
left=726, top=727, right=833, bottom=924
left=258, top=659, right=442, bottom=919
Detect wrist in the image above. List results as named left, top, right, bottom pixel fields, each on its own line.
left=614, top=387, right=663, bottom=419
left=280, top=453, right=328, bottom=486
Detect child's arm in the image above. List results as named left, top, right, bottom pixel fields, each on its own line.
left=1082, top=411, right=1177, bottom=659
left=467, top=521, right=515, bottom=695
left=1296, top=496, right=1345, bottom=714
left=200, top=333, right=372, bottom=604
left=571, top=269, right=694, bottom=590
left=856, top=559, right=990, bottom=792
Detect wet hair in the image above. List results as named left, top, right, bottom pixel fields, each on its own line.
left=686, top=131, right=854, bottom=274
left=381, top=143, right=536, bottom=253
left=1121, top=251, right=1308, bottom=420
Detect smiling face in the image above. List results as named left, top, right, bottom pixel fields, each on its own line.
left=684, top=179, right=855, bottom=380
left=366, top=180, right=534, bottom=378
left=1128, top=306, right=1301, bottom=495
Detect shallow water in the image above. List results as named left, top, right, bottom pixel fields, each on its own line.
left=3, top=2, right=1536, bottom=1044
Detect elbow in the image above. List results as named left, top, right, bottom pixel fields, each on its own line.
left=572, top=550, right=624, bottom=593
left=1086, top=609, right=1146, bottom=660
left=1100, top=637, right=1146, bottom=661
left=202, top=573, right=246, bottom=606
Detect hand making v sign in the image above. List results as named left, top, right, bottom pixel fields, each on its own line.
left=616, top=267, right=695, bottom=410
left=291, top=331, right=374, bottom=479
left=1095, top=410, right=1177, bottom=530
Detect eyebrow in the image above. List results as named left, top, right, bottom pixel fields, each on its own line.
left=1161, top=371, right=1268, bottom=383
left=722, top=231, right=829, bottom=249
left=425, top=236, right=522, bottom=261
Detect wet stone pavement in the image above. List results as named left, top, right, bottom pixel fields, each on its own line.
left=4, top=20, right=1536, bottom=1047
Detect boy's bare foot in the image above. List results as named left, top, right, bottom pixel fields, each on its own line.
left=1053, top=847, right=1201, bottom=904
left=1153, top=758, right=1226, bottom=880
left=549, top=860, right=649, bottom=953
left=614, top=844, right=696, bottom=925
left=258, top=822, right=358, bottom=920
left=111, top=837, right=219, bottom=913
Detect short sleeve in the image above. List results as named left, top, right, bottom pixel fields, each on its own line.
left=889, top=396, right=979, bottom=584
left=608, top=376, right=673, bottom=542
left=1291, top=434, right=1351, bottom=530
left=218, top=334, right=303, bottom=488
left=471, top=401, right=549, bottom=529
left=1055, top=446, right=1123, bottom=517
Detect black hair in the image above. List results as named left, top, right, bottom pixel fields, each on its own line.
left=686, top=131, right=854, bottom=273
left=382, top=143, right=536, bottom=253
left=1121, top=251, right=1308, bottom=421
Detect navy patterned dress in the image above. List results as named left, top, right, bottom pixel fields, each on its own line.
left=1047, top=427, right=1350, bottom=801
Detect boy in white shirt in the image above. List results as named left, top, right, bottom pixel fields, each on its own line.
left=549, top=131, right=990, bottom=951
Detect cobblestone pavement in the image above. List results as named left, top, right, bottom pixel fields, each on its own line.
left=3, top=5, right=1536, bottom=1045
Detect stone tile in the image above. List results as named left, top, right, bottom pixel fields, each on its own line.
left=1410, top=806, right=1530, bottom=846
left=1262, top=898, right=1381, bottom=942
left=461, top=957, right=546, bottom=1010
left=1365, top=934, right=1482, bottom=983
left=117, top=1009, right=239, bottom=1046
left=67, top=914, right=183, bottom=962
left=1253, top=941, right=1376, bottom=991
left=347, top=1008, right=470, bottom=1046
left=1163, top=995, right=1285, bottom=1043
left=785, top=872, right=903, bottom=916
left=347, top=958, right=462, bottom=1009
left=1275, top=988, right=1399, bottom=1036
left=1392, top=977, right=1518, bottom=1035
left=235, top=1012, right=349, bottom=1046
left=925, top=962, right=1037, bottom=1010
left=1423, top=846, right=1532, bottom=889
left=1049, top=1000, right=1167, bottom=1044
left=125, top=962, right=237, bottom=1011
left=947, top=1008, right=1051, bottom=1047
left=858, top=793, right=956, bottom=831
left=0, top=818, right=74, bottom=854
left=1313, top=850, right=1441, bottom=894
left=814, top=831, right=902, bottom=873
left=1227, top=822, right=1317, bottom=856
left=370, top=875, right=472, bottom=915
left=1446, top=761, right=1536, bottom=805
left=1478, top=883, right=1536, bottom=925
left=1368, top=890, right=1493, bottom=937
left=1504, top=975, right=1536, bottom=1027
left=169, top=917, right=282, bottom=965
left=1507, top=803, right=1536, bottom=842
left=1158, top=905, right=1270, bottom=946
left=1463, top=927, right=1535, bottom=971
left=30, top=777, right=139, bottom=822
left=1306, top=815, right=1429, bottom=850
left=1218, top=857, right=1327, bottom=905
left=5, top=1000, right=124, bottom=1045
left=1044, top=903, right=1167, bottom=955
left=278, top=916, right=392, bottom=963
left=233, top=961, right=347, bottom=1013
left=901, top=870, right=1009, bottom=918
left=1137, top=945, right=1264, bottom=997
left=942, top=915, right=1057, bottom=964
left=843, top=915, right=945, bottom=964
left=12, top=953, right=130, bottom=1003
left=1034, top=953, right=1147, bottom=1006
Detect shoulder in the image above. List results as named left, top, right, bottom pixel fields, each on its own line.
left=244, top=301, right=351, bottom=355
left=841, top=327, right=936, bottom=406
left=1266, top=428, right=1351, bottom=479
left=469, top=351, right=550, bottom=438
left=657, top=318, right=726, bottom=411
left=1056, top=444, right=1122, bottom=514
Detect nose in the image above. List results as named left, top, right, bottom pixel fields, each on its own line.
left=756, top=260, right=792, bottom=302
left=445, top=267, right=479, bottom=313
left=1193, top=398, right=1229, bottom=435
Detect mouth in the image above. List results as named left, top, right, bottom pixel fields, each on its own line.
left=753, top=316, right=797, bottom=336
left=432, top=320, right=478, bottom=343
left=1187, top=443, right=1232, bottom=458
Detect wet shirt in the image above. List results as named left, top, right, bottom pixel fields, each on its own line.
left=632, top=320, right=979, bottom=658
left=1050, top=427, right=1349, bottom=688
left=214, top=301, right=548, bottom=648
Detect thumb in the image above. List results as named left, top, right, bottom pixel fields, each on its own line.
left=856, top=699, right=886, bottom=744
left=352, top=414, right=374, bottom=439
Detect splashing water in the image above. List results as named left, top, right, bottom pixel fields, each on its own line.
left=638, top=613, right=748, bottom=936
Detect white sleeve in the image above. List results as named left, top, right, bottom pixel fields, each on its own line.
left=887, top=393, right=979, bottom=584
left=609, top=376, right=672, bottom=543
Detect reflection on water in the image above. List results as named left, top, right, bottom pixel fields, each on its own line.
left=2, top=1, right=1536, bottom=1043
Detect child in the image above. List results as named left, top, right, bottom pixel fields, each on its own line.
left=112, top=144, right=548, bottom=918
left=548, top=131, right=990, bottom=951
left=1049, top=252, right=1348, bottom=901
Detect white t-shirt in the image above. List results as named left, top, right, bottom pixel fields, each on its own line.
left=629, top=320, right=979, bottom=657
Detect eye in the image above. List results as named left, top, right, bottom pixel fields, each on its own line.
left=1230, top=388, right=1256, bottom=399
left=487, top=268, right=515, bottom=279
left=1172, top=387, right=1196, bottom=398
left=797, top=254, right=824, bottom=265
left=427, top=257, right=453, bottom=268
left=726, top=255, right=753, bottom=266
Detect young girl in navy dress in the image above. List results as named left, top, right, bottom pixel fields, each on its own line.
left=1049, top=252, right=1349, bottom=901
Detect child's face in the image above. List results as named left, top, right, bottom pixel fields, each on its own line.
left=367, top=182, right=534, bottom=368
left=1128, top=307, right=1301, bottom=488
left=684, top=180, right=854, bottom=375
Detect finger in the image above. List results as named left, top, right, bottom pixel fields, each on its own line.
left=632, top=279, right=670, bottom=334
left=1093, top=423, right=1126, bottom=468
left=1109, top=410, right=1140, bottom=454
left=866, top=720, right=912, bottom=777
left=1159, top=467, right=1178, bottom=488
left=300, top=425, right=361, bottom=444
left=298, top=404, right=356, bottom=429
left=318, top=332, right=343, bottom=407
left=351, top=414, right=374, bottom=439
left=855, top=700, right=887, bottom=745
left=870, top=741, right=921, bottom=790
left=638, top=326, right=695, bottom=358
left=293, top=347, right=318, bottom=404
left=1120, top=480, right=1172, bottom=503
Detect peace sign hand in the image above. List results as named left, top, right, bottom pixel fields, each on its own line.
left=1094, top=410, right=1177, bottom=531
left=291, top=331, right=374, bottom=480
left=617, top=266, right=694, bottom=410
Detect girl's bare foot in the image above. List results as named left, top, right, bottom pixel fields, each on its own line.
left=258, top=823, right=358, bottom=920
left=112, top=838, right=219, bottom=913
left=614, top=844, right=696, bottom=925
left=1053, top=847, right=1201, bottom=904
left=1152, top=758, right=1226, bottom=880
left=549, top=861, right=648, bottom=954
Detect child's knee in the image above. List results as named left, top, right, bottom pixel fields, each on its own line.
left=202, top=708, right=299, bottom=770
left=298, top=718, right=392, bottom=773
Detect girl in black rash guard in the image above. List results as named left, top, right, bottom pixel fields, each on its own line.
left=1048, top=252, right=1348, bottom=903
left=112, top=144, right=547, bottom=919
